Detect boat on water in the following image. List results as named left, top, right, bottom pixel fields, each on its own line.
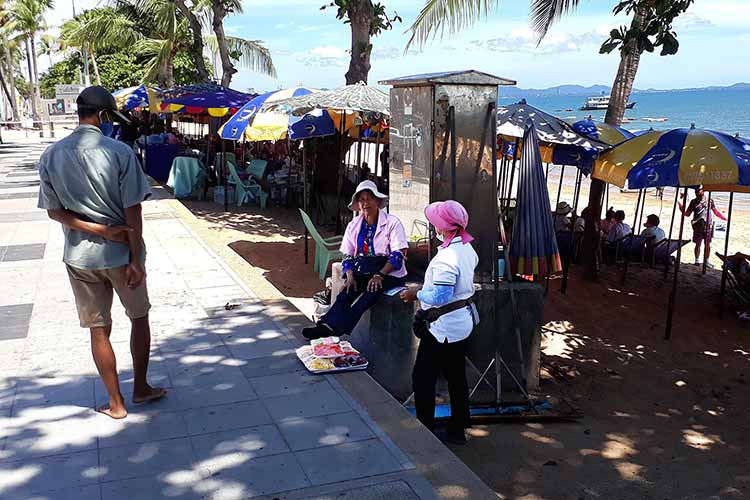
left=580, top=95, right=636, bottom=111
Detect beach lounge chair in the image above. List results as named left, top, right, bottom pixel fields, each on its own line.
left=648, top=238, right=691, bottom=267
left=299, top=209, right=343, bottom=280
left=246, top=160, right=268, bottom=181
left=227, top=162, right=268, bottom=208
left=722, top=265, right=750, bottom=313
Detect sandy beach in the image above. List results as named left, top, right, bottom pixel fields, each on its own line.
left=175, top=165, right=750, bottom=499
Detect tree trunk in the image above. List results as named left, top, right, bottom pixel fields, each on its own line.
left=211, top=3, right=236, bottom=87
left=581, top=9, right=645, bottom=281
left=4, top=45, right=20, bottom=122
left=90, top=51, right=102, bottom=86
left=30, top=33, right=42, bottom=110
left=174, top=0, right=210, bottom=82
left=345, top=2, right=374, bottom=85
left=164, top=52, right=175, bottom=89
left=0, top=67, right=12, bottom=120
left=24, top=38, right=40, bottom=122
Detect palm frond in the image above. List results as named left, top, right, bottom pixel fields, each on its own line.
left=405, top=0, right=498, bottom=51
left=225, top=36, right=276, bottom=78
left=134, top=37, right=171, bottom=83
left=61, top=8, right=141, bottom=51
left=529, top=0, right=581, bottom=41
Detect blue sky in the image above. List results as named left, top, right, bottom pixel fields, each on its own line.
left=47, top=0, right=750, bottom=92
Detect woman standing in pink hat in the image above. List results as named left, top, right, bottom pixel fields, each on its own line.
left=401, top=200, right=478, bottom=444
left=303, top=180, right=408, bottom=340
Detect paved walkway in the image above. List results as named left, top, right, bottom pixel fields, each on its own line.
left=0, top=141, right=454, bottom=500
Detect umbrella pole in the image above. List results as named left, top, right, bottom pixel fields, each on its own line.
left=335, top=113, right=346, bottom=234
left=555, top=165, right=565, bottom=208
left=450, top=106, right=457, bottom=199
left=633, top=189, right=644, bottom=234
left=638, top=190, right=647, bottom=233
left=506, top=138, right=520, bottom=212
left=561, top=169, right=583, bottom=295
left=303, top=142, right=309, bottom=265
left=665, top=187, right=688, bottom=340
left=356, top=134, right=363, bottom=184
left=719, top=192, right=734, bottom=314
left=664, top=187, right=680, bottom=278
left=702, top=191, right=713, bottom=275
left=222, top=140, right=228, bottom=212
left=603, top=183, right=610, bottom=218
left=374, top=130, right=381, bottom=178
left=545, top=162, right=549, bottom=181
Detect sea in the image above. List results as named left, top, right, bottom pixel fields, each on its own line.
left=499, top=88, right=750, bottom=138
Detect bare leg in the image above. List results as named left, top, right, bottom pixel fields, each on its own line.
left=91, top=325, right=127, bottom=419
left=694, top=241, right=702, bottom=263
left=130, top=315, right=166, bottom=404
left=705, top=241, right=711, bottom=263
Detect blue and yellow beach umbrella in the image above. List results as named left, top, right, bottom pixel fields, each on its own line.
left=593, top=126, right=750, bottom=189
left=572, top=118, right=634, bottom=146
left=112, top=85, right=161, bottom=113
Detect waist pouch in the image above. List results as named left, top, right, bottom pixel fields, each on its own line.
left=412, top=296, right=476, bottom=339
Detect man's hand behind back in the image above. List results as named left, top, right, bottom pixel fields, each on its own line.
left=125, top=262, right=146, bottom=289
left=101, top=225, right=133, bottom=243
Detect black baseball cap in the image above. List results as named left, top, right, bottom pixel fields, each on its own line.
left=76, top=86, right=131, bottom=124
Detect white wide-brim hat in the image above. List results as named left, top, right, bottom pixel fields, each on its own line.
left=348, top=180, right=388, bottom=211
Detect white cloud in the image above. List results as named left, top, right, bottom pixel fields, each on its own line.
left=473, top=27, right=604, bottom=55
left=296, top=45, right=348, bottom=68
left=309, top=45, right=347, bottom=58
left=673, top=12, right=714, bottom=31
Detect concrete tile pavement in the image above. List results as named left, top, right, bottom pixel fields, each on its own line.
left=0, top=142, right=449, bottom=500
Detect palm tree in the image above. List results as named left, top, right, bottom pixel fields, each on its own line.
left=0, top=0, right=20, bottom=121
left=37, top=33, right=57, bottom=67
left=205, top=0, right=276, bottom=86
left=172, top=0, right=210, bottom=82
left=11, top=0, right=52, bottom=122
left=407, top=0, right=693, bottom=279
left=323, top=0, right=400, bottom=84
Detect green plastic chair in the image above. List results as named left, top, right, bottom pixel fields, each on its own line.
left=247, top=159, right=268, bottom=180
left=299, top=209, right=343, bottom=280
left=227, top=162, right=268, bottom=208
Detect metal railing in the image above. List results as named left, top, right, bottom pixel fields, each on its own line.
left=0, top=117, right=79, bottom=140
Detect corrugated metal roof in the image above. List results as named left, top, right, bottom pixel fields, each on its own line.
left=380, top=70, right=516, bottom=87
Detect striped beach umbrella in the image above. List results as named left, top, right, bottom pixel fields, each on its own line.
left=219, top=87, right=316, bottom=140
left=263, top=82, right=389, bottom=116
left=593, top=126, right=750, bottom=189
left=571, top=118, right=634, bottom=146
left=508, top=121, right=563, bottom=277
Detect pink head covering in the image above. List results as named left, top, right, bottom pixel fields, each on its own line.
left=424, top=200, right=474, bottom=249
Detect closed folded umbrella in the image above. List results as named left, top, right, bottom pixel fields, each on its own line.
left=508, top=121, right=562, bottom=277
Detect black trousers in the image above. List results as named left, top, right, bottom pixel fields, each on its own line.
left=412, top=333, right=470, bottom=434
left=321, top=275, right=404, bottom=336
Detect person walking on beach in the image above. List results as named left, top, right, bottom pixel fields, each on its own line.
left=681, top=187, right=726, bottom=265
left=37, top=86, right=166, bottom=419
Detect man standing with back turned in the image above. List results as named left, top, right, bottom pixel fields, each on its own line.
left=38, top=86, right=166, bottom=419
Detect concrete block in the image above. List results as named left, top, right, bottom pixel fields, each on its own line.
left=294, top=439, right=402, bottom=486
left=277, top=411, right=375, bottom=451
left=183, top=400, right=272, bottom=436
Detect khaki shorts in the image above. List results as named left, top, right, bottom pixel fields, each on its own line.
left=66, top=265, right=151, bottom=328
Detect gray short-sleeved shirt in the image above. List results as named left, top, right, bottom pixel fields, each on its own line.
left=38, top=124, right=152, bottom=269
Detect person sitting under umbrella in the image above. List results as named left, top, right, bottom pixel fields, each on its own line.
left=302, top=180, right=408, bottom=340
left=607, top=210, right=631, bottom=242
left=642, top=214, right=666, bottom=245
left=553, top=202, right=573, bottom=233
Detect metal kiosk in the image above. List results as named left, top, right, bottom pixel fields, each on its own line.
left=380, top=70, right=547, bottom=417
